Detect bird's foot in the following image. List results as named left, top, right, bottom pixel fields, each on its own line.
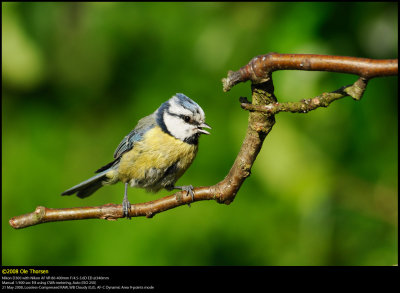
left=174, top=185, right=194, bottom=207
left=122, top=182, right=131, bottom=219
left=122, top=198, right=131, bottom=219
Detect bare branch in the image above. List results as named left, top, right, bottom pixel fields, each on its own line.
left=240, top=77, right=368, bottom=114
left=222, top=53, right=398, bottom=92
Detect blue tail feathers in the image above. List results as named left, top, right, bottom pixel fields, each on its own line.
left=61, top=170, right=109, bottom=198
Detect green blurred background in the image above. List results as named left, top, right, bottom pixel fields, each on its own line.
left=2, top=2, right=398, bottom=266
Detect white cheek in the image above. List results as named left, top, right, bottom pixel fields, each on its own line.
left=163, top=113, right=194, bottom=141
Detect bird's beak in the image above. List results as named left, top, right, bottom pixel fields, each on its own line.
left=198, top=122, right=211, bottom=135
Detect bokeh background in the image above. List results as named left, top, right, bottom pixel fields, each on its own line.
left=2, top=2, right=397, bottom=266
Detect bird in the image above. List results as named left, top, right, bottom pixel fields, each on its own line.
left=61, top=93, right=211, bottom=218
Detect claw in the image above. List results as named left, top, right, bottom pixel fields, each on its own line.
left=123, top=198, right=131, bottom=219
left=174, top=185, right=195, bottom=207
left=123, top=182, right=131, bottom=219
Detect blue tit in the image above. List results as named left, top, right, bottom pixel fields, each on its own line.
left=61, top=93, right=211, bottom=218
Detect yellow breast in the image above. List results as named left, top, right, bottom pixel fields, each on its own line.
left=117, top=126, right=198, bottom=188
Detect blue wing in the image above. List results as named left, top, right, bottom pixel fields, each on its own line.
left=95, top=113, right=156, bottom=173
left=113, top=113, right=156, bottom=159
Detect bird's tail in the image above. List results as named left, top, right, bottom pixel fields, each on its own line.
left=61, top=169, right=110, bottom=198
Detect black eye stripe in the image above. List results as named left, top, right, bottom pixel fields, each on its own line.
left=165, top=110, right=203, bottom=128
left=180, top=114, right=200, bottom=125
left=166, top=110, right=182, bottom=119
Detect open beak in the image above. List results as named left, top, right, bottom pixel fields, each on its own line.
left=198, top=122, right=211, bottom=135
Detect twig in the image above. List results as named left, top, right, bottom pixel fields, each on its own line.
left=222, top=53, right=398, bottom=92
left=240, top=77, right=368, bottom=114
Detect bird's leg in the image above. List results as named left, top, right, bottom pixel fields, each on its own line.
left=173, top=185, right=195, bottom=207
left=122, top=182, right=131, bottom=219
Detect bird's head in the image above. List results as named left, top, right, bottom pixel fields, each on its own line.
left=156, top=93, right=211, bottom=144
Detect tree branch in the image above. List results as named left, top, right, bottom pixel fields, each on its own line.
left=222, top=53, right=398, bottom=92
left=9, top=52, right=397, bottom=229
left=240, top=77, right=368, bottom=114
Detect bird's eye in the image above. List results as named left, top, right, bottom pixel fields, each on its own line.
left=183, top=115, right=191, bottom=123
